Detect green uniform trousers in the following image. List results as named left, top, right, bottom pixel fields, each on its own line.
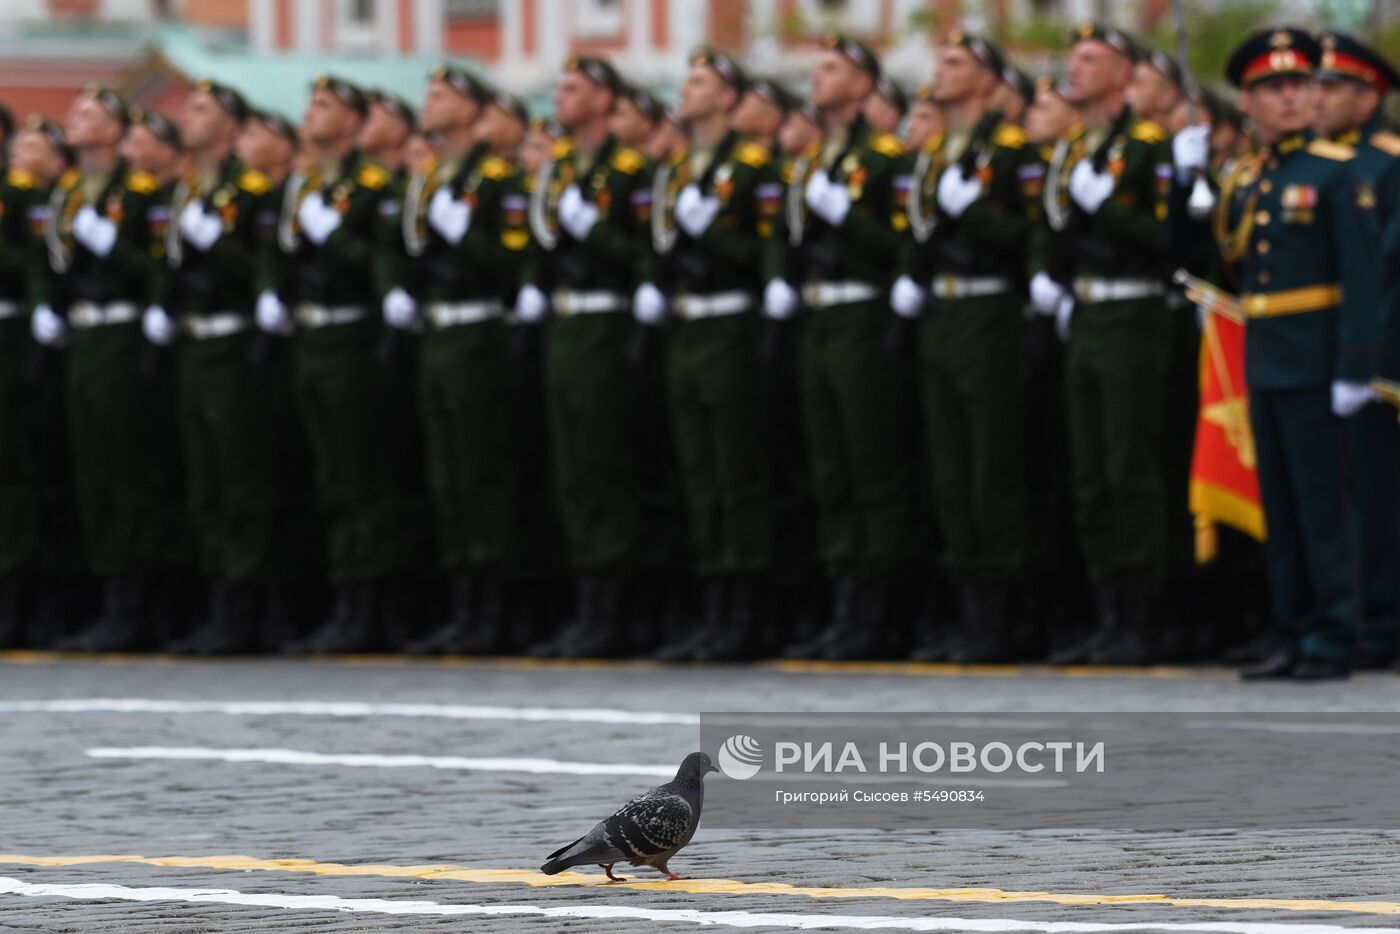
left=419, top=320, right=513, bottom=572
left=1065, top=298, right=1170, bottom=580
left=0, top=319, right=81, bottom=575
left=176, top=332, right=318, bottom=584
left=1250, top=386, right=1355, bottom=662
left=1162, top=301, right=1201, bottom=578
left=667, top=312, right=769, bottom=578
left=798, top=300, right=911, bottom=578
left=919, top=293, right=1027, bottom=579
left=66, top=322, right=188, bottom=575
left=544, top=312, right=642, bottom=573
left=293, top=318, right=417, bottom=581
left=1347, top=405, right=1400, bottom=659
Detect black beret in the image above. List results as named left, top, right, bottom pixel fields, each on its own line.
left=194, top=80, right=249, bottom=122
left=1071, top=22, right=1141, bottom=62
left=312, top=74, right=369, bottom=117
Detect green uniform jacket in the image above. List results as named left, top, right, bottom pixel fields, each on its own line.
left=377, top=142, right=529, bottom=303
left=649, top=130, right=782, bottom=295
left=525, top=134, right=652, bottom=294
left=902, top=114, right=1045, bottom=282
left=268, top=149, right=392, bottom=308
left=1033, top=109, right=1172, bottom=284
left=786, top=114, right=908, bottom=287
left=157, top=157, right=273, bottom=316
left=1345, top=123, right=1400, bottom=381
left=38, top=161, right=160, bottom=310
left=0, top=169, right=47, bottom=306
left=1216, top=132, right=1383, bottom=388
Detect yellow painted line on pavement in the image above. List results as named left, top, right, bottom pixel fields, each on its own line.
left=0, top=650, right=1233, bottom=679
left=0, top=854, right=1394, bottom=916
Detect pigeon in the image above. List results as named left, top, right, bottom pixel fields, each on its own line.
left=540, top=751, right=718, bottom=882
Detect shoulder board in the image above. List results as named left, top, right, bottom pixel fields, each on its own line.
left=551, top=138, right=575, bottom=160
left=480, top=155, right=513, bottom=181
left=356, top=162, right=391, bottom=189
left=993, top=124, right=1028, bottom=150
left=1039, top=144, right=1056, bottom=162
left=6, top=168, right=36, bottom=190
left=921, top=133, right=945, bottom=155
left=736, top=142, right=772, bottom=169
left=1307, top=139, right=1355, bottom=162
left=58, top=168, right=79, bottom=192
left=667, top=148, right=687, bottom=168
left=610, top=147, right=646, bottom=174
left=238, top=169, right=271, bottom=196
left=1129, top=120, right=1167, bottom=145
left=127, top=170, right=158, bottom=195
left=1370, top=131, right=1400, bottom=157
left=870, top=133, right=905, bottom=159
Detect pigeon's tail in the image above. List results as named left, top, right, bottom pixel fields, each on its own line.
left=539, top=856, right=569, bottom=875
left=540, top=835, right=586, bottom=875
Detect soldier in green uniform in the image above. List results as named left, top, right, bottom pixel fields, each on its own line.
left=518, top=56, right=655, bottom=658
left=638, top=49, right=781, bottom=661
left=139, top=81, right=311, bottom=653
left=1310, top=33, right=1400, bottom=670
left=775, top=36, right=913, bottom=660
left=256, top=75, right=417, bottom=652
left=734, top=78, right=796, bottom=154
left=1029, top=25, right=1174, bottom=665
left=892, top=33, right=1045, bottom=662
left=377, top=66, right=531, bottom=654
left=31, top=86, right=190, bottom=651
left=1217, top=28, right=1380, bottom=680
left=0, top=117, right=81, bottom=645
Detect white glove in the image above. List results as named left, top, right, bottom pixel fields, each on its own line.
left=515, top=284, right=549, bottom=323
left=890, top=274, right=927, bottom=319
left=31, top=304, right=69, bottom=347
left=763, top=278, right=800, bottom=321
left=179, top=202, right=223, bottom=252
left=1054, top=296, right=1075, bottom=344
left=1172, top=124, right=1211, bottom=184
left=382, top=287, right=418, bottom=331
left=1029, top=271, right=1068, bottom=315
left=558, top=184, right=599, bottom=241
left=142, top=305, right=178, bottom=346
left=804, top=170, right=852, bottom=226
left=936, top=166, right=983, bottom=219
left=633, top=282, right=668, bottom=325
left=1332, top=380, right=1377, bottom=418
left=297, top=192, right=342, bottom=245
left=674, top=184, right=721, bottom=238
left=428, top=187, right=472, bottom=244
left=72, top=205, right=117, bottom=257
left=1068, top=160, right=1116, bottom=214
left=255, top=289, right=294, bottom=336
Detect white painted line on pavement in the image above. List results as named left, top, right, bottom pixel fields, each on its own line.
left=0, top=698, right=698, bottom=725
left=0, top=877, right=1394, bottom=933
left=85, top=746, right=675, bottom=777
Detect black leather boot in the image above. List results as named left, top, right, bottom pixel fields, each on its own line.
left=171, top=582, right=262, bottom=655
left=1091, top=576, right=1155, bottom=665
left=553, top=573, right=629, bottom=658
left=821, top=578, right=892, bottom=660
left=406, top=572, right=477, bottom=655
left=293, top=580, right=379, bottom=654
left=28, top=577, right=84, bottom=648
left=783, top=576, right=856, bottom=659
left=58, top=576, right=147, bottom=652
left=529, top=575, right=598, bottom=657
left=1049, top=580, right=1118, bottom=665
left=695, top=574, right=764, bottom=662
left=0, top=573, right=29, bottom=647
left=654, top=576, right=724, bottom=661
left=262, top=584, right=308, bottom=654
left=948, top=581, right=1020, bottom=664
left=440, top=572, right=507, bottom=655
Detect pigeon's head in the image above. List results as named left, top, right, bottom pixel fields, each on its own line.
left=676, top=751, right=719, bottom=784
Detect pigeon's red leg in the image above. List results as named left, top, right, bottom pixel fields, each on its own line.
left=603, top=864, right=627, bottom=883
left=663, top=870, right=687, bottom=881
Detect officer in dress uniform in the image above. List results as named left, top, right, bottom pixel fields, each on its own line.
left=517, top=56, right=655, bottom=658
left=1029, top=25, right=1175, bottom=665
left=639, top=49, right=782, bottom=661
left=1308, top=32, right=1400, bottom=671
left=32, top=86, right=191, bottom=651
left=0, top=117, right=81, bottom=646
left=377, top=66, right=531, bottom=655
left=891, top=33, right=1046, bottom=663
left=1217, top=28, right=1382, bottom=680
left=143, top=81, right=311, bottom=654
left=771, top=36, right=914, bottom=660
left=256, top=76, right=419, bottom=653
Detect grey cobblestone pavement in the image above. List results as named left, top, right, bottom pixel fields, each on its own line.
left=0, top=655, right=1397, bottom=932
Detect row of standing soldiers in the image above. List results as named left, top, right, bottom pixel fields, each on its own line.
left=0, top=24, right=1396, bottom=676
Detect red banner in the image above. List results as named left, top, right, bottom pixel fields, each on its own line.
left=1189, top=314, right=1266, bottom=562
